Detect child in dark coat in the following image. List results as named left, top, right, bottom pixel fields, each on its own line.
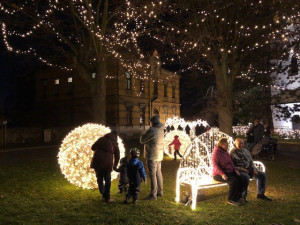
left=124, top=148, right=146, bottom=204
left=115, top=156, right=129, bottom=193
left=169, top=135, right=183, bottom=160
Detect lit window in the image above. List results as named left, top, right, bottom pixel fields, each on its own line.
left=140, top=107, right=145, bottom=124
left=55, top=79, right=59, bottom=85
left=67, top=77, right=73, bottom=96
left=92, top=73, right=96, bottom=79
left=126, top=72, right=131, bottom=90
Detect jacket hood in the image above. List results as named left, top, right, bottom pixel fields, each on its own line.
left=150, top=115, right=160, bottom=125
left=105, top=132, right=118, bottom=142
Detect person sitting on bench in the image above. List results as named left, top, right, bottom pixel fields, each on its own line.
left=212, top=138, right=248, bottom=206
left=230, top=138, right=272, bottom=201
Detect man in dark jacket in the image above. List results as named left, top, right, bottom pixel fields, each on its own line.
left=91, top=130, right=120, bottom=203
left=249, top=120, right=264, bottom=145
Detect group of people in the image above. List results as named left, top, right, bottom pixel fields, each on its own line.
left=90, top=115, right=271, bottom=206
left=90, top=114, right=164, bottom=204
left=212, top=137, right=271, bottom=206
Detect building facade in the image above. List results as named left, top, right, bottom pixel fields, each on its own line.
left=36, top=52, right=180, bottom=136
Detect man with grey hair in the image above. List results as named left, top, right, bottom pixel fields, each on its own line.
left=230, top=138, right=271, bottom=201
left=140, top=114, right=164, bottom=200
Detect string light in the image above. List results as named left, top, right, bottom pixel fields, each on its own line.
left=58, top=123, right=125, bottom=189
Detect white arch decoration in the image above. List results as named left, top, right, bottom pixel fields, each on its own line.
left=164, top=117, right=209, bottom=158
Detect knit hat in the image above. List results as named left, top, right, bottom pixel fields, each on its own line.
left=150, top=115, right=160, bottom=124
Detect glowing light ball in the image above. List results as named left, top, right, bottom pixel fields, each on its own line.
left=58, top=123, right=125, bottom=189
left=164, top=130, right=191, bottom=158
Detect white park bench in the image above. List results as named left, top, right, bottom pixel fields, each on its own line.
left=175, top=129, right=265, bottom=210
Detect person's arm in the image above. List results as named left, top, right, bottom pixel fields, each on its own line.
left=168, top=140, right=175, bottom=146
left=138, top=161, right=147, bottom=182
left=212, top=150, right=225, bottom=177
left=113, top=145, right=120, bottom=170
left=91, top=138, right=101, bottom=151
left=140, top=129, right=154, bottom=144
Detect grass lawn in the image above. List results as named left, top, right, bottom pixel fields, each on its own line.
left=0, top=156, right=299, bottom=225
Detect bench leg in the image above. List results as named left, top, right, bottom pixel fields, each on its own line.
left=191, top=183, right=197, bottom=210
left=175, top=172, right=181, bottom=202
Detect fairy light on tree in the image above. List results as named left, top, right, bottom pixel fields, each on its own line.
left=0, top=0, right=176, bottom=123
left=58, top=123, right=125, bottom=189
left=130, top=0, right=299, bottom=135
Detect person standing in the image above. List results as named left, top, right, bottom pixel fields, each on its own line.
left=91, top=130, right=120, bottom=203
left=140, top=115, right=164, bottom=200
left=123, top=148, right=146, bottom=204
left=230, top=138, right=272, bottom=201
left=212, top=138, right=247, bottom=206
left=250, top=120, right=265, bottom=145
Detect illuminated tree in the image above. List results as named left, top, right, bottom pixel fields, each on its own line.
left=134, top=0, right=298, bottom=135
left=0, top=0, right=146, bottom=124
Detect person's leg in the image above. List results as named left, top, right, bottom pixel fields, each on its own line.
left=147, top=160, right=158, bottom=198
left=103, top=171, right=111, bottom=202
left=125, top=182, right=134, bottom=203
left=239, top=172, right=250, bottom=199
left=156, top=161, right=163, bottom=196
left=226, top=173, right=242, bottom=202
left=95, top=168, right=104, bottom=197
left=174, top=150, right=177, bottom=160
left=133, top=183, right=141, bottom=202
left=256, top=171, right=266, bottom=195
left=178, top=150, right=183, bottom=158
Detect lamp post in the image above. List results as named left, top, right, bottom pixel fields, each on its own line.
left=2, top=121, right=7, bottom=148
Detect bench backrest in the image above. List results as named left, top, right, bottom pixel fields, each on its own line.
left=180, top=129, right=235, bottom=180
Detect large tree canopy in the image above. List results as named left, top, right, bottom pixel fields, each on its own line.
left=130, top=0, right=298, bottom=134
left=0, top=0, right=149, bottom=123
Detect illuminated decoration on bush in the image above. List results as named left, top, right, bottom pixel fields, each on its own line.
left=233, top=126, right=300, bottom=139
left=164, top=130, right=191, bottom=158
left=58, top=124, right=125, bottom=189
left=175, top=128, right=262, bottom=210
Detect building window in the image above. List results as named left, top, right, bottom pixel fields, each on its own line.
left=164, top=83, right=168, bottom=97
left=67, top=77, right=73, bottom=96
left=154, top=81, right=158, bottom=96
left=172, top=107, right=176, bottom=117
left=54, top=79, right=59, bottom=96
left=140, top=79, right=144, bottom=93
left=126, top=72, right=131, bottom=90
left=42, top=79, right=48, bottom=98
left=172, top=86, right=176, bottom=98
left=126, top=106, right=133, bottom=125
left=92, top=72, right=96, bottom=79
left=140, top=107, right=145, bottom=125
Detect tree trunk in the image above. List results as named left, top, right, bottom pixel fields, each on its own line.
left=214, top=64, right=234, bottom=136
left=90, top=61, right=107, bottom=124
